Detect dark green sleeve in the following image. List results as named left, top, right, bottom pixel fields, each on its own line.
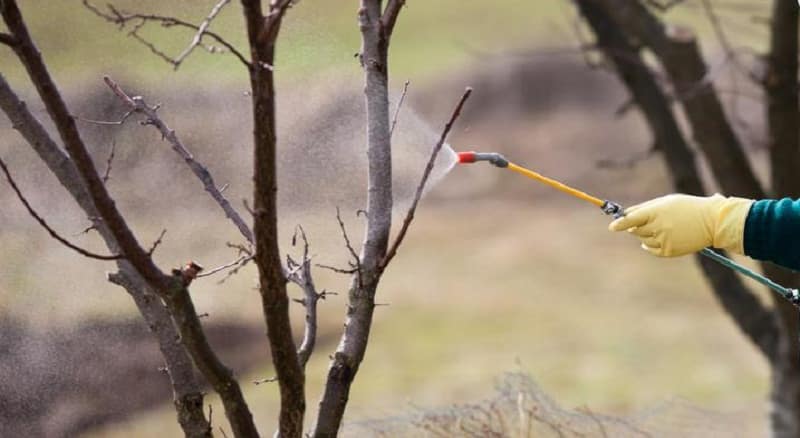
left=744, top=198, right=800, bottom=271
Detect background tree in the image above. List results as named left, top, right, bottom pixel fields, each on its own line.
left=574, top=0, right=800, bottom=436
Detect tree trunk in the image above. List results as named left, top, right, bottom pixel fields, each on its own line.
left=313, top=1, right=397, bottom=435
left=764, top=1, right=800, bottom=435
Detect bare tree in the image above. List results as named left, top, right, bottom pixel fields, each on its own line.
left=0, top=1, right=473, bottom=436
left=573, top=0, right=799, bottom=435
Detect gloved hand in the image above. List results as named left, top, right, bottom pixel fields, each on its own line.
left=608, top=194, right=754, bottom=257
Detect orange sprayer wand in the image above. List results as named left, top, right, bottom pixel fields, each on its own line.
left=456, top=151, right=624, bottom=217
left=456, top=150, right=800, bottom=308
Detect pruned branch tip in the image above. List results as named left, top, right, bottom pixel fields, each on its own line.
left=381, top=87, right=473, bottom=270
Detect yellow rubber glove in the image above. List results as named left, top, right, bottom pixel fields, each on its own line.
left=608, top=194, right=754, bottom=257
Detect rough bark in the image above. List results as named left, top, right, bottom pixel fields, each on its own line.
left=0, top=74, right=211, bottom=438
left=313, top=1, right=400, bottom=436
left=240, top=1, right=305, bottom=437
left=765, top=0, right=800, bottom=198
left=763, top=1, right=800, bottom=435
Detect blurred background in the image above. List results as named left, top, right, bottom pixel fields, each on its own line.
left=0, top=1, right=775, bottom=436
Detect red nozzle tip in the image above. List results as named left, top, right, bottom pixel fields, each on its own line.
left=457, top=151, right=476, bottom=164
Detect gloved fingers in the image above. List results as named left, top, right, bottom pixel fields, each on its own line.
left=627, top=221, right=660, bottom=238
left=641, top=243, right=665, bottom=257
left=608, top=208, right=651, bottom=232
left=623, top=196, right=667, bottom=214
left=639, top=235, right=662, bottom=249
left=622, top=203, right=643, bottom=215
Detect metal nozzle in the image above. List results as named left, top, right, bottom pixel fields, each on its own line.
left=457, top=151, right=509, bottom=168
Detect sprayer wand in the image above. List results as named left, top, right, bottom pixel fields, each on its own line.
left=457, top=151, right=800, bottom=308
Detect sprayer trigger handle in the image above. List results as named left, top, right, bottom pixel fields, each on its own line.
left=601, top=200, right=625, bottom=218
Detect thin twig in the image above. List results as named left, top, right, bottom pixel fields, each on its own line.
left=336, top=207, right=360, bottom=265
left=147, top=229, right=167, bottom=255
left=315, top=263, right=358, bottom=275
left=389, top=80, right=410, bottom=138
left=698, top=0, right=761, bottom=139
left=131, top=29, right=177, bottom=66
left=334, top=206, right=362, bottom=285
left=82, top=0, right=250, bottom=68
left=103, top=76, right=255, bottom=246
left=596, top=145, right=658, bottom=169
left=196, top=254, right=254, bottom=278
left=173, top=0, right=231, bottom=69
left=73, top=109, right=134, bottom=125
left=102, top=140, right=117, bottom=183
left=0, top=156, right=122, bottom=260
left=253, top=376, right=278, bottom=385
left=381, top=87, right=472, bottom=269
left=74, top=222, right=98, bottom=236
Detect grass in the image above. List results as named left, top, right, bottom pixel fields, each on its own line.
left=81, top=201, right=770, bottom=437
left=4, top=1, right=766, bottom=88
left=2, top=1, right=578, bottom=87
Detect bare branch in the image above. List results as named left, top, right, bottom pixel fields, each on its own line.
left=253, top=376, right=278, bottom=385
left=3, top=2, right=256, bottom=433
left=130, top=25, right=179, bottom=66
left=0, top=72, right=210, bottom=438
left=103, top=76, right=255, bottom=246
left=82, top=0, right=250, bottom=69
left=382, top=87, right=472, bottom=270
left=147, top=229, right=167, bottom=255
left=0, top=32, right=15, bottom=47
left=381, top=0, right=406, bottom=39
left=73, top=109, right=134, bottom=126
left=287, top=225, right=323, bottom=368
left=257, top=0, right=294, bottom=45
left=197, top=254, right=253, bottom=279
left=596, top=145, right=658, bottom=169
left=173, top=0, right=231, bottom=69
left=762, top=0, right=800, bottom=371
left=0, top=156, right=122, bottom=260
left=314, top=1, right=405, bottom=434
left=765, top=0, right=800, bottom=197
left=3, top=0, right=167, bottom=287
left=315, top=263, right=358, bottom=275
left=336, top=206, right=362, bottom=282
left=241, top=0, right=306, bottom=435
left=102, top=140, right=116, bottom=183
left=389, top=79, right=409, bottom=138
